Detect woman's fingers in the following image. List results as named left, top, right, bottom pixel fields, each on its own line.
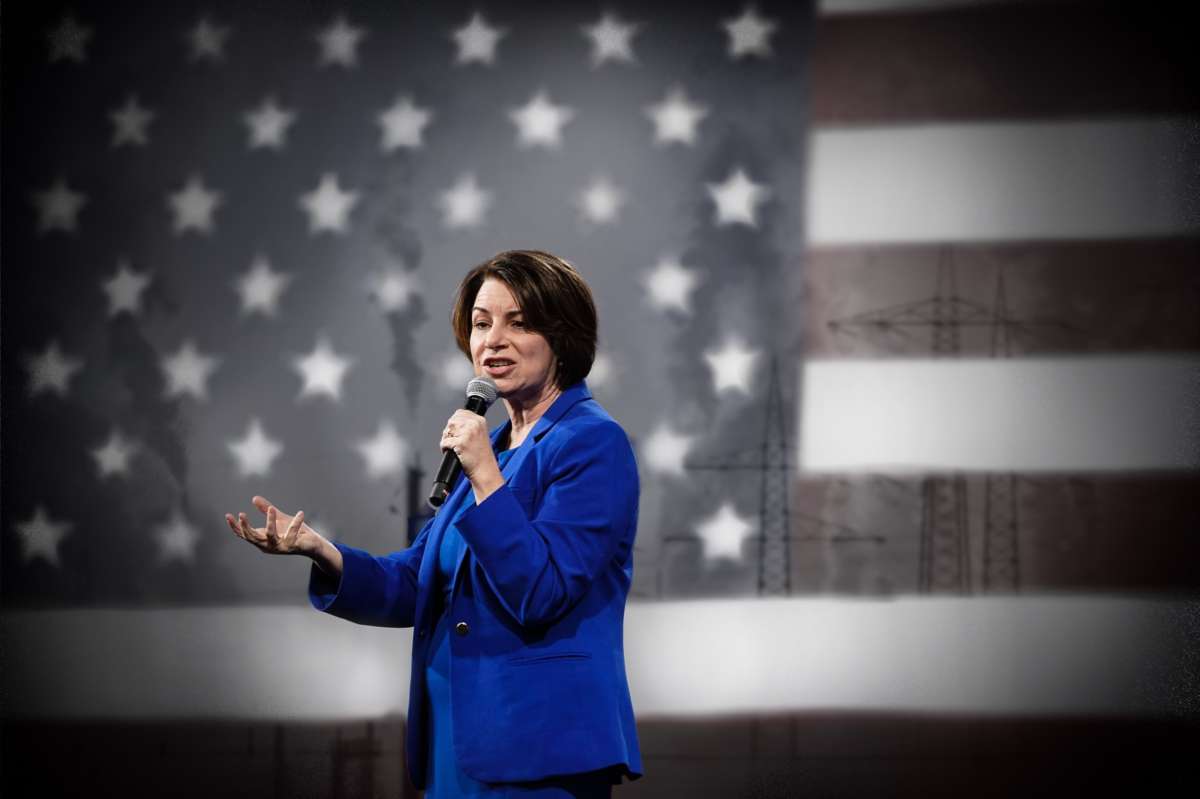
left=239, top=513, right=264, bottom=547
left=228, top=502, right=305, bottom=554
left=228, top=512, right=252, bottom=542
left=264, top=506, right=278, bottom=548
left=237, top=512, right=253, bottom=539
left=286, top=510, right=305, bottom=549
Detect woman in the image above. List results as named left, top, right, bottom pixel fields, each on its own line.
left=225, top=250, right=643, bottom=797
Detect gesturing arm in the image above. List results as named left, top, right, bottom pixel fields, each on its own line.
left=454, top=419, right=639, bottom=629
left=307, top=519, right=434, bottom=628
left=227, top=494, right=434, bottom=629
left=305, top=533, right=344, bottom=580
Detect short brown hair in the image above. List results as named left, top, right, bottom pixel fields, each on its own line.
left=451, top=250, right=598, bottom=390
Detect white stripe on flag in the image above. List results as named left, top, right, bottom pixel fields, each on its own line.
left=818, top=0, right=1008, bottom=15
left=0, top=597, right=1190, bottom=719
left=800, top=354, right=1200, bottom=472
left=806, top=117, right=1200, bottom=244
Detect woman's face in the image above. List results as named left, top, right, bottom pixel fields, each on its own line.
left=470, top=277, right=557, bottom=402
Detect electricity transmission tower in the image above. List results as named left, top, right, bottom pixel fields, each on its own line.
left=826, top=250, right=1052, bottom=594
left=667, top=353, right=882, bottom=597
left=982, top=268, right=1019, bottom=592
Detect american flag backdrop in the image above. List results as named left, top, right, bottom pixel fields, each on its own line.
left=3, top=0, right=810, bottom=608
left=4, top=1, right=1200, bottom=796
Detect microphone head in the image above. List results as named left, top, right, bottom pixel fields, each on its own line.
left=466, top=375, right=499, bottom=408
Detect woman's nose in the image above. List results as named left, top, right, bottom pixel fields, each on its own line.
left=483, top=325, right=506, bottom=348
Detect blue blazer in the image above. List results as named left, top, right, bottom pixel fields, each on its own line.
left=307, top=380, right=643, bottom=787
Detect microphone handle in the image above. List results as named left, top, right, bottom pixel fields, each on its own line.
left=428, top=394, right=491, bottom=508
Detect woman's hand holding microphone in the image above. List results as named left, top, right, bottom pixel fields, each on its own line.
left=441, top=409, right=504, bottom=504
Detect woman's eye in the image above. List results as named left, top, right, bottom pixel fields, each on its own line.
left=473, top=321, right=489, bottom=329
left=511, top=320, right=525, bottom=328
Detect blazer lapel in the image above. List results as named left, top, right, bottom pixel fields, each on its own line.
left=436, top=417, right=511, bottom=596
left=414, top=468, right=473, bottom=629
left=446, top=380, right=595, bottom=592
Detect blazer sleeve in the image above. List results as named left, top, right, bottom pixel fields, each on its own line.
left=455, top=418, right=638, bottom=629
left=307, top=517, right=434, bottom=628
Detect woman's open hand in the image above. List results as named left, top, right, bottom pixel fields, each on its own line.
left=225, top=495, right=313, bottom=556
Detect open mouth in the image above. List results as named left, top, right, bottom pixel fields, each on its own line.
left=483, top=358, right=515, bottom=375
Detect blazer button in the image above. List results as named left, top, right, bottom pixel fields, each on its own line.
left=454, top=621, right=469, bottom=636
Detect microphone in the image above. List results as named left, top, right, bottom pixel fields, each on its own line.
left=428, top=376, right=499, bottom=508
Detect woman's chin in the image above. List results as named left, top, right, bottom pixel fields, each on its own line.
left=498, top=381, right=545, bottom=403
left=487, top=375, right=516, bottom=395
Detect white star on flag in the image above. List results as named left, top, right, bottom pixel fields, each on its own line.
left=14, top=506, right=72, bottom=567
left=299, top=173, right=358, bottom=234
left=315, top=15, right=366, bottom=68
left=577, top=176, right=625, bottom=225
left=25, top=340, right=84, bottom=398
left=509, top=91, right=575, bottom=149
left=644, top=255, right=700, bottom=315
left=47, top=15, right=91, bottom=63
left=32, top=178, right=87, bottom=234
left=645, top=86, right=708, bottom=146
left=162, top=339, right=221, bottom=401
left=109, top=95, right=155, bottom=147
left=582, top=13, right=640, bottom=67
left=188, top=17, right=231, bottom=63
left=695, top=502, right=754, bottom=561
left=704, top=338, right=759, bottom=394
left=354, top=419, right=409, bottom=480
left=234, top=254, right=291, bottom=318
left=723, top=6, right=777, bottom=59
left=156, top=510, right=199, bottom=564
left=370, top=269, right=420, bottom=313
left=643, top=423, right=694, bottom=477
left=707, top=166, right=770, bottom=227
left=452, top=12, right=506, bottom=66
left=440, top=353, right=475, bottom=391
left=228, top=418, right=284, bottom=478
left=378, top=95, right=433, bottom=151
left=293, top=336, right=354, bottom=401
left=244, top=96, right=297, bottom=150
left=438, top=173, right=492, bottom=230
left=167, top=175, right=222, bottom=234
left=102, top=259, right=151, bottom=317
left=91, top=428, right=138, bottom=479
